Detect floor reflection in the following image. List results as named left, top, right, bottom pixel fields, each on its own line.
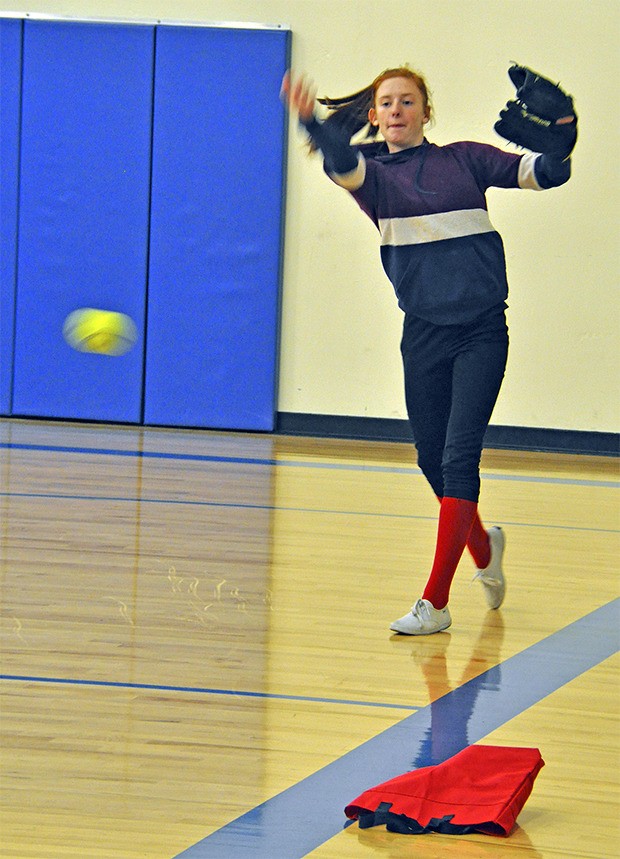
left=410, top=611, right=505, bottom=768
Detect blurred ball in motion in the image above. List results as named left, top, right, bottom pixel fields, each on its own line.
left=63, top=308, right=138, bottom=356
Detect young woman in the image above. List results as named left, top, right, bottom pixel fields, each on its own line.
left=281, top=67, right=574, bottom=635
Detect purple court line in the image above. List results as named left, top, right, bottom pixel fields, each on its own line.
left=173, top=599, right=619, bottom=859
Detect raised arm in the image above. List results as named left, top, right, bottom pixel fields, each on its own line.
left=280, top=71, right=317, bottom=123
left=494, top=63, right=577, bottom=189
left=281, top=71, right=361, bottom=177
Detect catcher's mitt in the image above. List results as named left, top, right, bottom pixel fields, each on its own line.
left=494, top=63, right=577, bottom=159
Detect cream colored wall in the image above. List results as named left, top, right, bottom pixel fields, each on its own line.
left=6, top=0, right=619, bottom=432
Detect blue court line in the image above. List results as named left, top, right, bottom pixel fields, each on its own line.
left=0, top=440, right=276, bottom=467
left=0, top=674, right=417, bottom=711
left=1, top=441, right=617, bottom=488
left=1, top=490, right=618, bottom=534
left=173, top=599, right=620, bottom=859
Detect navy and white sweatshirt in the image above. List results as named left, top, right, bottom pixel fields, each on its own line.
left=303, top=117, right=571, bottom=325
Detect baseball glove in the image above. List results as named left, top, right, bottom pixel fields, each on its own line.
left=494, top=63, right=577, bottom=159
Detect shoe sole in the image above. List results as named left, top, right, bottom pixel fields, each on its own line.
left=389, top=619, right=452, bottom=635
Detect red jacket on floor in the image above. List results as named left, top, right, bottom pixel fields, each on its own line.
left=345, top=745, right=544, bottom=837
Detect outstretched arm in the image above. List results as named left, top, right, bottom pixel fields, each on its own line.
left=495, top=62, right=576, bottom=189
left=280, top=71, right=317, bottom=123
left=281, top=71, right=360, bottom=177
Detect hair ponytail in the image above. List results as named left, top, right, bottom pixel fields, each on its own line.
left=317, top=85, right=377, bottom=146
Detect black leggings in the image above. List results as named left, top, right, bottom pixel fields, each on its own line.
left=401, top=305, right=509, bottom=503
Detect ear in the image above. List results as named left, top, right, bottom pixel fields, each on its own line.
left=368, top=106, right=379, bottom=127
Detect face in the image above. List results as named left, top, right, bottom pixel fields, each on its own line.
left=368, top=76, right=429, bottom=152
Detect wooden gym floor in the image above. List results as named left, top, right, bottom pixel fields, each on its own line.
left=0, top=417, right=618, bottom=858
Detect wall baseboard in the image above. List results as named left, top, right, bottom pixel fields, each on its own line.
left=275, top=413, right=620, bottom=457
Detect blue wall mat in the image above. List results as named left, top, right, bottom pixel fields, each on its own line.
left=144, top=25, right=290, bottom=430
left=0, top=18, right=22, bottom=415
left=11, top=21, right=154, bottom=422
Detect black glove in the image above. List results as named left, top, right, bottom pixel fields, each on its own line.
left=494, top=63, right=577, bottom=159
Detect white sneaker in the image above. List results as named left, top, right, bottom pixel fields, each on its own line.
left=472, top=526, right=506, bottom=609
left=390, top=598, right=452, bottom=635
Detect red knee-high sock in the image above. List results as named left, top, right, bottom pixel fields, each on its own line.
left=435, top=496, right=491, bottom=570
left=423, top=497, right=479, bottom=609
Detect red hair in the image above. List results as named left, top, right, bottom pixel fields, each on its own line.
left=371, top=67, right=433, bottom=122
